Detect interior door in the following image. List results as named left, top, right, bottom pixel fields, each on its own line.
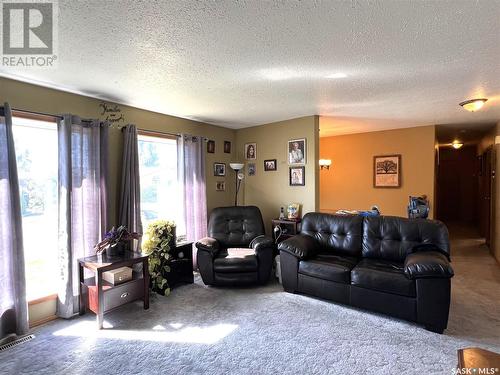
left=480, top=147, right=493, bottom=246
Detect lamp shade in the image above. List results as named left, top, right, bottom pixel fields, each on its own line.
left=319, top=159, right=332, bottom=167
left=229, top=163, right=244, bottom=170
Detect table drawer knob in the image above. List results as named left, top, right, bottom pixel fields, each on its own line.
left=120, top=292, right=130, bottom=299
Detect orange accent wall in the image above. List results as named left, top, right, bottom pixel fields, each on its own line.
left=319, top=125, right=436, bottom=218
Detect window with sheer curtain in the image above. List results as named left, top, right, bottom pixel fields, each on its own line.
left=12, top=116, right=58, bottom=301
left=137, top=133, right=185, bottom=239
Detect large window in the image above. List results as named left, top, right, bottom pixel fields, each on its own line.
left=12, top=116, right=58, bottom=301
left=138, top=133, right=185, bottom=238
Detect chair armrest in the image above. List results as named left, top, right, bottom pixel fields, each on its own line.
left=278, top=235, right=317, bottom=260
left=250, top=235, right=275, bottom=253
left=404, top=251, right=454, bottom=280
left=195, top=237, right=220, bottom=256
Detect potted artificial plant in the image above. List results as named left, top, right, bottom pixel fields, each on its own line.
left=94, top=225, right=141, bottom=256
left=142, top=220, right=176, bottom=296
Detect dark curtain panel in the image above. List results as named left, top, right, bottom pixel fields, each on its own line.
left=119, top=125, right=142, bottom=251
left=0, top=103, right=29, bottom=342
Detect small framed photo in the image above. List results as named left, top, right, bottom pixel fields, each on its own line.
left=288, top=138, right=306, bottom=164
left=264, top=159, right=277, bottom=171
left=245, top=143, right=257, bottom=160
left=373, top=155, right=401, bottom=188
left=289, top=166, right=305, bottom=186
left=216, top=181, right=226, bottom=191
left=214, top=162, right=226, bottom=176
left=207, top=140, right=215, bottom=153
left=224, top=141, right=231, bottom=154
left=248, top=163, right=256, bottom=176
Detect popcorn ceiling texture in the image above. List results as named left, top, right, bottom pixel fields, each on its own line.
left=1, top=1, right=499, bottom=133
left=1, top=225, right=499, bottom=374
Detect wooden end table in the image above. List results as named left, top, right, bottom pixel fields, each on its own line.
left=78, top=251, right=149, bottom=329
left=271, top=218, right=301, bottom=243
left=457, top=347, right=500, bottom=372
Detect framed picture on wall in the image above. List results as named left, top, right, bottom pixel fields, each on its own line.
left=214, top=162, right=226, bottom=176
left=216, top=181, right=226, bottom=191
left=288, top=138, right=306, bottom=164
left=224, top=141, right=231, bottom=153
left=245, top=143, right=257, bottom=160
left=264, top=159, right=277, bottom=171
left=373, top=154, right=401, bottom=188
left=248, top=163, right=256, bottom=176
left=207, top=140, right=215, bottom=153
left=289, top=166, right=305, bottom=186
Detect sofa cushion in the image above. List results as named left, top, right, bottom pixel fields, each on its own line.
left=301, top=213, right=363, bottom=257
left=213, top=248, right=258, bottom=273
left=351, top=258, right=416, bottom=297
left=362, top=216, right=450, bottom=263
left=298, top=254, right=358, bottom=284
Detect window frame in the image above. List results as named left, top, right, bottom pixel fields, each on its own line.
left=12, top=111, right=59, bottom=303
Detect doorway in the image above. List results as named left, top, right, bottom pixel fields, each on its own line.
left=436, top=145, right=479, bottom=225
left=435, top=124, right=497, bottom=253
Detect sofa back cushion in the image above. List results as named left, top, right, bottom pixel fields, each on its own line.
left=362, top=216, right=450, bottom=263
left=301, top=213, right=363, bottom=257
left=208, top=206, right=265, bottom=248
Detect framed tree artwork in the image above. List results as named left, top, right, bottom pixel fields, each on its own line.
left=373, top=155, right=401, bottom=188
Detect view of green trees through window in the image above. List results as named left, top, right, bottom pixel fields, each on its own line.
left=138, top=134, right=185, bottom=239
left=12, top=117, right=58, bottom=301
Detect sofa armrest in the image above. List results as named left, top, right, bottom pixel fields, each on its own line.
left=404, top=251, right=454, bottom=280
left=278, top=235, right=317, bottom=260
left=195, top=237, right=220, bottom=256
left=250, top=235, right=275, bottom=256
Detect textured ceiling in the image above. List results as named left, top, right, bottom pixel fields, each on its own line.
left=1, top=0, right=499, bottom=135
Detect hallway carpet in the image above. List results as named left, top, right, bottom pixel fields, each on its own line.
left=2, top=226, right=499, bottom=375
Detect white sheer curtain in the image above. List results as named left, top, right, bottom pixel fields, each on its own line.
left=57, top=115, right=109, bottom=318
left=0, top=103, right=28, bottom=342
left=178, top=135, right=207, bottom=267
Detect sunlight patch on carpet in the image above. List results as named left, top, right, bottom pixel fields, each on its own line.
left=52, top=321, right=238, bottom=344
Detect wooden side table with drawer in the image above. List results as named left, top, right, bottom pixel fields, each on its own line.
left=78, top=251, right=149, bottom=329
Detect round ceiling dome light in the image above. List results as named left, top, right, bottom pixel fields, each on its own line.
left=459, top=98, right=488, bottom=112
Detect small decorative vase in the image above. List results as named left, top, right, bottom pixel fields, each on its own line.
left=107, top=242, right=126, bottom=257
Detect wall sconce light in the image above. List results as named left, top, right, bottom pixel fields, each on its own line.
left=451, top=140, right=463, bottom=149
left=459, top=98, right=488, bottom=112
left=319, top=159, right=332, bottom=170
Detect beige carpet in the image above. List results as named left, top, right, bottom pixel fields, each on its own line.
left=445, top=222, right=500, bottom=346
left=1, top=223, right=499, bottom=374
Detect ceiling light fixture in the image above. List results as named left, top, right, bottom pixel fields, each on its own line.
left=459, top=98, right=488, bottom=112
left=326, top=73, right=347, bottom=79
left=451, top=140, right=463, bottom=149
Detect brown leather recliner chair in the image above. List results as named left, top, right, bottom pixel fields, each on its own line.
left=196, top=206, right=275, bottom=286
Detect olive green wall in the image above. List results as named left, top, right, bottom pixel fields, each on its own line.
left=0, top=77, right=237, bottom=223
left=235, top=116, right=320, bottom=234
left=1, top=77, right=237, bottom=324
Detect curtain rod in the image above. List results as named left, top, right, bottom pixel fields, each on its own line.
left=11, top=107, right=63, bottom=119
left=132, top=127, right=181, bottom=138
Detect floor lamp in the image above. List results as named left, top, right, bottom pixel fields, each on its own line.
left=229, top=163, right=244, bottom=206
